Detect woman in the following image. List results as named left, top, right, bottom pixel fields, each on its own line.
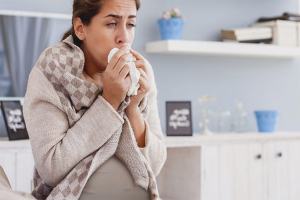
left=23, top=0, right=167, bottom=199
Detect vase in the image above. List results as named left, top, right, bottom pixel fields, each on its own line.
left=254, top=110, right=279, bottom=133
left=157, top=18, right=185, bottom=40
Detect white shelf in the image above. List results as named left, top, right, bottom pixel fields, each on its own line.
left=145, top=40, right=300, bottom=59
left=0, top=9, right=71, bottom=20
left=164, top=132, right=300, bottom=147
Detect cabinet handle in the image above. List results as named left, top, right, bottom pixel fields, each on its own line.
left=278, top=152, right=282, bottom=157
left=257, top=154, right=262, bottom=159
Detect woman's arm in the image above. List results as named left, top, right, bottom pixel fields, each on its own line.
left=126, top=106, right=146, bottom=148
left=138, top=81, right=167, bottom=177
left=126, top=52, right=167, bottom=176
left=23, top=67, right=124, bottom=187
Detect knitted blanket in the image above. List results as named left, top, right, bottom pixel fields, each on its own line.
left=30, top=35, right=160, bottom=200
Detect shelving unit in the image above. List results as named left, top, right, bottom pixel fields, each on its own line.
left=0, top=9, right=71, bottom=19
left=145, top=40, right=300, bottom=59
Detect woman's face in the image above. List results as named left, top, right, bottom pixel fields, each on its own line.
left=81, top=0, right=137, bottom=71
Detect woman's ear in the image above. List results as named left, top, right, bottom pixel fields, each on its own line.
left=73, top=17, right=86, bottom=40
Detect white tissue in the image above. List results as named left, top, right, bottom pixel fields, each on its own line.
left=107, top=46, right=140, bottom=96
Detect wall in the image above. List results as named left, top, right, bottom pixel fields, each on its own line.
left=133, top=0, right=300, bottom=133
left=1, top=0, right=300, bottom=134
left=0, top=0, right=73, bottom=14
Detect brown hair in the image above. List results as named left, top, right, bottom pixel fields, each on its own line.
left=62, top=0, right=141, bottom=47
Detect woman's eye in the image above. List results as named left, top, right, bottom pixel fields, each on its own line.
left=107, top=23, right=117, bottom=26
left=106, top=23, right=136, bottom=27
left=128, top=23, right=137, bottom=27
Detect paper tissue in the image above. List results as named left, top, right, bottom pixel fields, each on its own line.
left=107, top=46, right=140, bottom=96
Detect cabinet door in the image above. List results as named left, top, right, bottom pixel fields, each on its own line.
left=201, top=143, right=265, bottom=200
left=218, top=144, right=234, bottom=200
left=264, top=141, right=289, bottom=200
left=248, top=143, right=265, bottom=200
left=233, top=143, right=265, bottom=200
left=16, top=150, right=35, bottom=193
left=201, top=145, right=220, bottom=200
left=288, top=140, right=300, bottom=200
left=0, top=150, right=16, bottom=189
left=233, top=143, right=249, bottom=200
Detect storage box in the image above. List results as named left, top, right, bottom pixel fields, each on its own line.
left=251, top=20, right=297, bottom=46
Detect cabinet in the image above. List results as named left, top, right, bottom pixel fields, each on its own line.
left=157, top=132, right=300, bottom=200
left=201, top=141, right=300, bottom=200
left=0, top=140, right=34, bottom=193
left=1, top=132, right=300, bottom=199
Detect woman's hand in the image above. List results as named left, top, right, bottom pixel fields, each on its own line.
left=126, top=49, right=151, bottom=109
left=102, top=45, right=133, bottom=110
left=125, top=50, right=152, bottom=147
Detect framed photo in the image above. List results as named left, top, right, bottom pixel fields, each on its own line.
left=166, top=101, right=193, bottom=136
left=0, top=100, right=29, bottom=140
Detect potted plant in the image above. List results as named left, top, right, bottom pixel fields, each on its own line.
left=157, top=8, right=185, bottom=40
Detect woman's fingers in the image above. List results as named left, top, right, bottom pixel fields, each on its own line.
left=113, top=53, right=133, bottom=74
left=119, top=63, right=131, bottom=79
left=134, top=60, right=149, bottom=76
left=107, top=45, right=130, bottom=71
left=137, top=68, right=150, bottom=82
left=138, top=75, right=150, bottom=93
left=130, top=49, right=144, bottom=60
left=124, top=75, right=131, bottom=89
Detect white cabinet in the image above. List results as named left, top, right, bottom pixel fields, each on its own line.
left=0, top=150, right=16, bottom=189
left=288, top=140, right=300, bottom=199
left=158, top=132, right=300, bottom=200
left=0, top=140, right=34, bottom=193
left=264, top=140, right=300, bottom=200
left=1, top=133, right=300, bottom=199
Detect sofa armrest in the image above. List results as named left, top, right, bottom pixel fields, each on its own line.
left=0, top=165, right=11, bottom=189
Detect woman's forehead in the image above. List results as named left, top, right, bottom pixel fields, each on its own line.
left=101, top=0, right=137, bottom=16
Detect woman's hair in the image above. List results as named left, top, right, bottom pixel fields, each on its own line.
left=61, top=0, right=141, bottom=47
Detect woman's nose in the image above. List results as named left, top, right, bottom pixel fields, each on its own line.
left=116, top=25, right=130, bottom=45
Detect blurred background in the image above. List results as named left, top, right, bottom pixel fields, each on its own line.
left=1, top=0, right=300, bottom=136
left=1, top=1, right=300, bottom=199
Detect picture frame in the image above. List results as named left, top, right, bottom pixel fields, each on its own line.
left=166, top=101, right=193, bottom=136
left=0, top=100, right=29, bottom=140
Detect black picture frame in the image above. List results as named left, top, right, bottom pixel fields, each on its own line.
left=166, top=101, right=193, bottom=136
left=0, top=100, right=29, bottom=140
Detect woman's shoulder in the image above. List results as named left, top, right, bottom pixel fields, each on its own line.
left=27, top=35, right=85, bottom=94
left=24, top=66, right=64, bottom=112
left=36, top=36, right=84, bottom=72
left=24, top=37, right=81, bottom=110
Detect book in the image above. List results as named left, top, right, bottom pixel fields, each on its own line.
left=222, top=32, right=272, bottom=41
left=258, top=12, right=300, bottom=22
left=223, top=38, right=272, bottom=44
left=252, top=20, right=297, bottom=28
left=222, top=27, right=271, bottom=35
left=221, top=28, right=272, bottom=41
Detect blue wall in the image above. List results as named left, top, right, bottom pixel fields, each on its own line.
left=132, top=0, right=300, bottom=133
left=1, top=0, right=300, bottom=134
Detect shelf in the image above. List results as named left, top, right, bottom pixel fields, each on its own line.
left=145, top=40, right=300, bottom=59
left=0, top=9, right=71, bottom=20
left=164, top=132, right=300, bottom=148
